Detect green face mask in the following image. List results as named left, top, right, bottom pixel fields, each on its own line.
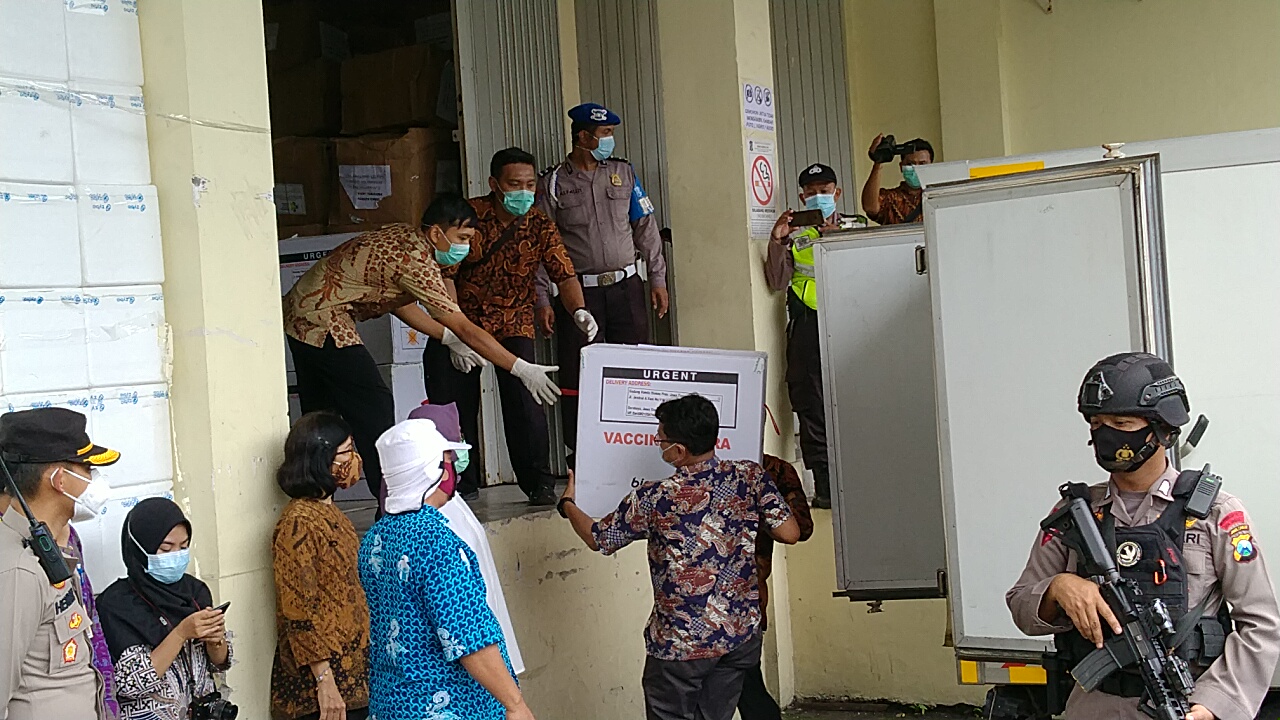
left=453, top=448, right=470, bottom=473
left=902, top=165, right=921, bottom=189
left=502, top=189, right=536, bottom=216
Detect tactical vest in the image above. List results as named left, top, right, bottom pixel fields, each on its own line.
left=789, top=228, right=819, bottom=311
left=1052, top=472, right=1233, bottom=698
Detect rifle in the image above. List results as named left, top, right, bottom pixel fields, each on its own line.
left=1041, top=482, right=1195, bottom=720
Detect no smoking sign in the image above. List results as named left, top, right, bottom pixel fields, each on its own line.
left=750, top=154, right=774, bottom=206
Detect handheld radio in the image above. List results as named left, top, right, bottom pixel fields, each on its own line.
left=0, top=454, right=73, bottom=585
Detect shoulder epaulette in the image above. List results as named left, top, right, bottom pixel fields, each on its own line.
left=539, top=164, right=558, bottom=178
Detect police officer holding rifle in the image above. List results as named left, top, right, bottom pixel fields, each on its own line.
left=1006, top=353, right=1280, bottom=720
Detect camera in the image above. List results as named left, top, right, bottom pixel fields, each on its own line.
left=191, top=691, right=239, bottom=720
left=869, top=134, right=929, bottom=164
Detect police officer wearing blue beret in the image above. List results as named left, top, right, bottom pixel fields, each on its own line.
left=535, top=103, right=669, bottom=461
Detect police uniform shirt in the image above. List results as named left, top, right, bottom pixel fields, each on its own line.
left=533, top=157, right=666, bottom=305
left=0, top=509, right=103, bottom=720
left=1006, top=464, right=1280, bottom=720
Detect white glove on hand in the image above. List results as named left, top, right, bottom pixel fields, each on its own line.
left=572, top=308, right=599, bottom=342
left=511, top=359, right=561, bottom=406
left=442, top=328, right=488, bottom=373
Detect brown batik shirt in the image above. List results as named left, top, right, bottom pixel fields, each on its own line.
left=757, top=455, right=814, bottom=626
left=868, top=182, right=923, bottom=225
left=271, top=499, right=371, bottom=719
left=282, top=224, right=460, bottom=348
left=440, top=195, right=575, bottom=340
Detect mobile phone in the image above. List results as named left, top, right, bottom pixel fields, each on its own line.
left=789, top=209, right=825, bottom=228
left=213, top=601, right=231, bottom=614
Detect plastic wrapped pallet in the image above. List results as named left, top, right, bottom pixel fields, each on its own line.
left=64, top=0, right=144, bottom=87
left=69, top=83, right=150, bottom=185
left=0, top=184, right=81, bottom=288
left=0, top=0, right=69, bottom=81
left=77, top=185, right=164, bottom=285
left=0, top=289, right=91, bottom=393
left=0, top=78, right=74, bottom=183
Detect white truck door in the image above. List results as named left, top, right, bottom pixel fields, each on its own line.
left=814, top=225, right=946, bottom=600
left=925, top=156, right=1171, bottom=656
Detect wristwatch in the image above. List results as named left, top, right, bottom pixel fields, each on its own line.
left=557, top=497, right=575, bottom=519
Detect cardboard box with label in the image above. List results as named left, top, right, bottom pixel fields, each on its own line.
left=574, top=345, right=768, bottom=518
left=264, top=0, right=349, bottom=71
left=268, top=60, right=341, bottom=138
left=273, top=137, right=333, bottom=227
left=330, top=128, right=447, bottom=227
left=340, top=44, right=454, bottom=134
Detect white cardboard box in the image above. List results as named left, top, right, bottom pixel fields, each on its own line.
left=0, top=78, right=74, bottom=183
left=84, top=286, right=165, bottom=387
left=64, top=0, right=144, bottom=87
left=0, top=184, right=81, bottom=288
left=0, top=0, right=69, bottom=81
left=0, top=289, right=91, bottom=393
left=380, top=362, right=427, bottom=422
left=0, top=387, right=93, bottom=416
left=89, top=384, right=173, bottom=489
left=78, top=184, right=164, bottom=285
left=574, top=344, right=768, bottom=518
left=69, top=83, right=150, bottom=185
left=79, top=480, right=174, bottom=590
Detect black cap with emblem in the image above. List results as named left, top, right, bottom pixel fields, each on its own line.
left=1077, top=352, right=1191, bottom=429
left=0, top=407, right=120, bottom=466
left=798, top=163, right=838, bottom=187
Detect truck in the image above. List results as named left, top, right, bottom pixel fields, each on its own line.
left=812, top=127, right=1280, bottom=717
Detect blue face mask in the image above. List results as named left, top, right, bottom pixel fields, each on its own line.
left=130, top=525, right=191, bottom=585
left=453, top=448, right=470, bottom=473
left=501, top=189, right=536, bottom=216
left=902, top=165, right=921, bottom=189
left=590, top=135, right=616, bottom=162
left=804, top=193, right=838, bottom=220
left=434, top=243, right=471, bottom=266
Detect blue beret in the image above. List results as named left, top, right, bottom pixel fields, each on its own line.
left=568, top=102, right=621, bottom=126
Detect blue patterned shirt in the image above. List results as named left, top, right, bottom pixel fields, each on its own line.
left=591, top=457, right=792, bottom=661
left=359, top=505, right=512, bottom=720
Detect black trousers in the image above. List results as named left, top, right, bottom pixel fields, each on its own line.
left=642, top=634, right=763, bottom=720
left=288, top=335, right=395, bottom=500
left=785, top=296, right=829, bottom=499
left=423, top=335, right=555, bottom=498
left=556, top=273, right=651, bottom=463
left=736, top=661, right=783, bottom=720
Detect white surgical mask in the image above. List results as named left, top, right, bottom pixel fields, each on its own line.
left=59, top=468, right=109, bottom=523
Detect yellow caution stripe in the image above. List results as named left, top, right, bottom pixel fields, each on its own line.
left=969, top=161, right=1046, bottom=179
left=957, top=660, right=1047, bottom=685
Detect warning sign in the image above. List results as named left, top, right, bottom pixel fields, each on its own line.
left=742, top=81, right=775, bottom=133
left=746, top=138, right=777, bottom=238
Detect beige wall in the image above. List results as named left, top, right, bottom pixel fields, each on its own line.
left=139, top=0, right=289, bottom=711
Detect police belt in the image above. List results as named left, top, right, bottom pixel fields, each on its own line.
left=580, top=263, right=638, bottom=288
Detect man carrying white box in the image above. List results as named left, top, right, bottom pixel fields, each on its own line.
left=282, top=195, right=561, bottom=502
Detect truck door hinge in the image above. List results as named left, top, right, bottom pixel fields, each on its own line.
left=915, top=245, right=928, bottom=275
left=937, top=568, right=949, bottom=597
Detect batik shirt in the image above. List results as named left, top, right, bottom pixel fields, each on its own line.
left=283, top=224, right=460, bottom=349
left=867, top=182, right=923, bottom=225
left=592, top=457, right=792, bottom=661
left=359, top=506, right=512, bottom=720
left=68, top=526, right=119, bottom=719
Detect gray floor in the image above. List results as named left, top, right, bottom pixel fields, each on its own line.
left=786, top=709, right=977, bottom=720
left=338, top=480, right=563, bottom=534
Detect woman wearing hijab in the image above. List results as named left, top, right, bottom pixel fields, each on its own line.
left=96, top=498, right=233, bottom=720
left=361, top=419, right=536, bottom=720
left=271, top=411, right=371, bottom=720
left=408, top=402, right=525, bottom=676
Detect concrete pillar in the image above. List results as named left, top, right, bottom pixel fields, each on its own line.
left=139, top=0, right=288, bottom=712
left=933, top=0, right=1012, bottom=159
left=655, top=0, right=796, bottom=705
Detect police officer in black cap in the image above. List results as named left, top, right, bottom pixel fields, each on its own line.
left=1007, top=353, right=1280, bottom=720
left=0, top=407, right=120, bottom=720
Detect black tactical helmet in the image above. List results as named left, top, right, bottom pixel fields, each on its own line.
left=1078, top=352, right=1191, bottom=428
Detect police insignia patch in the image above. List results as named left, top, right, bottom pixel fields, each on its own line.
left=63, top=638, right=78, bottom=664
left=1185, top=517, right=1197, bottom=529
left=1230, top=524, right=1258, bottom=563
left=1117, top=541, right=1143, bottom=567
left=610, top=173, right=622, bottom=187
left=68, top=612, right=83, bottom=631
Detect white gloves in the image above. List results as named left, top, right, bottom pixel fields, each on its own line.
left=573, top=308, right=599, bottom=342
left=512, top=359, right=562, bottom=406
left=442, top=328, right=488, bottom=373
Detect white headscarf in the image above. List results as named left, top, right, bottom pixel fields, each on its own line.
left=376, top=419, right=470, bottom=515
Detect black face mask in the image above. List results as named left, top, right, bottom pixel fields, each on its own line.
left=1090, top=423, right=1160, bottom=472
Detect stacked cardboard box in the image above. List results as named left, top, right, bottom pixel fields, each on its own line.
left=340, top=43, right=455, bottom=134
left=330, top=128, right=456, bottom=231
left=274, top=137, right=333, bottom=233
